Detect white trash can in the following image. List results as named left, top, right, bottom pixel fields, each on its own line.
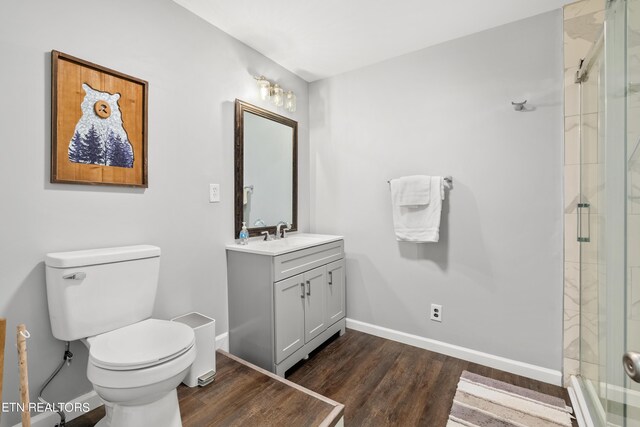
left=171, top=312, right=216, bottom=387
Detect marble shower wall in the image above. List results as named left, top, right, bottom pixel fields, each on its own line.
left=563, top=0, right=605, bottom=386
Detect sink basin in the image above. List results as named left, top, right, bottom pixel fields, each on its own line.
left=226, top=233, right=343, bottom=255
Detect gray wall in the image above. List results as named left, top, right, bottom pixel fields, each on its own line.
left=0, top=1, right=309, bottom=425
left=309, top=11, right=564, bottom=370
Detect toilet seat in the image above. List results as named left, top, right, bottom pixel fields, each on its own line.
left=88, top=319, right=195, bottom=370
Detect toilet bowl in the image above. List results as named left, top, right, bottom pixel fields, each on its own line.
left=84, top=319, right=196, bottom=427
left=44, top=246, right=197, bottom=427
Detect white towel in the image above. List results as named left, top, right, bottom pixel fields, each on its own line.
left=390, top=175, right=431, bottom=206
left=390, top=176, right=446, bottom=242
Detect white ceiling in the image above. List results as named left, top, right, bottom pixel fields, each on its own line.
left=173, top=0, right=571, bottom=82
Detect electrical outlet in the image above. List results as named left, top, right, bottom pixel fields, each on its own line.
left=209, top=183, right=220, bottom=203
left=430, top=304, right=442, bottom=322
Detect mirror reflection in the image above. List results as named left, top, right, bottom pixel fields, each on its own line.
left=235, top=100, right=297, bottom=237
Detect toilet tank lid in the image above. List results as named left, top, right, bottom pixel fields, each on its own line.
left=45, top=245, right=161, bottom=268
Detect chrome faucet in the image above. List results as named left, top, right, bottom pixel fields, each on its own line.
left=282, top=223, right=292, bottom=239
left=276, top=222, right=292, bottom=239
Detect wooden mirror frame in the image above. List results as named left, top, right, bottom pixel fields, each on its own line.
left=234, top=99, right=298, bottom=237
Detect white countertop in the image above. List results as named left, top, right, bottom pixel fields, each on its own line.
left=226, top=233, right=343, bottom=256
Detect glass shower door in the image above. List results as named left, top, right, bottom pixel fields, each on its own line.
left=624, top=0, right=640, bottom=425
left=589, top=0, right=640, bottom=425
left=576, top=1, right=640, bottom=425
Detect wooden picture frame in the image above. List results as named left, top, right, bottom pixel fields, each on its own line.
left=51, top=50, right=148, bottom=187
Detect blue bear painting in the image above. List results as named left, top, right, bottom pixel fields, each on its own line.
left=68, top=83, right=134, bottom=168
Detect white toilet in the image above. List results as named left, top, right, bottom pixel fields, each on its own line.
left=45, top=245, right=196, bottom=427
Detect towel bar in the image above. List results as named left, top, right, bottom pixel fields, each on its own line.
left=387, top=176, right=452, bottom=185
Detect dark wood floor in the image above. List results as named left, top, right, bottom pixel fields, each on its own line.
left=67, top=352, right=341, bottom=427
left=286, top=329, right=576, bottom=427
left=69, top=329, right=575, bottom=427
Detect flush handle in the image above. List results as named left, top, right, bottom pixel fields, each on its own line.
left=624, top=351, right=640, bottom=383
left=63, top=272, right=86, bottom=280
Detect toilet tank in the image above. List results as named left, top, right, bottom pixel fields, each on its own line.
left=45, top=245, right=161, bottom=341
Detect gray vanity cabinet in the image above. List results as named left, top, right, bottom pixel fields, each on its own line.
left=274, top=274, right=306, bottom=363
left=303, top=266, right=327, bottom=343
left=227, top=239, right=346, bottom=377
left=274, top=266, right=327, bottom=363
left=325, top=260, right=345, bottom=326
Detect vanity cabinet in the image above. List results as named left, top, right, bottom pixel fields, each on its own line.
left=227, top=238, right=346, bottom=376
left=275, top=266, right=326, bottom=363
left=326, top=260, right=345, bottom=325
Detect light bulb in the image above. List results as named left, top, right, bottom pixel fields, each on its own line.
left=256, top=76, right=271, bottom=101
left=284, top=91, right=296, bottom=112
left=272, top=84, right=283, bottom=107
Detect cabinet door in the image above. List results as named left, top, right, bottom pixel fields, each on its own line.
left=325, top=259, right=345, bottom=326
left=274, top=274, right=305, bottom=364
left=303, top=266, right=326, bottom=343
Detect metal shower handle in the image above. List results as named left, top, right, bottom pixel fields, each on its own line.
left=577, top=203, right=591, bottom=242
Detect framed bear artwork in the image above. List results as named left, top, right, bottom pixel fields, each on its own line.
left=51, top=50, right=148, bottom=187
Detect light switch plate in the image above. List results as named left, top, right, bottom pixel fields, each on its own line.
left=209, top=184, right=220, bottom=203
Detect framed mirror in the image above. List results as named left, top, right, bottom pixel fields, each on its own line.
left=234, top=99, right=298, bottom=237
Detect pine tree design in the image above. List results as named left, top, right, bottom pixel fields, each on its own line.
left=106, top=131, right=134, bottom=168
left=68, top=131, right=85, bottom=163
left=67, top=84, right=135, bottom=169
left=83, top=125, right=104, bottom=165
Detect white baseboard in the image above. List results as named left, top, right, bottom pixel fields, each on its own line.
left=14, top=390, right=103, bottom=427
left=215, top=331, right=229, bottom=352
left=346, top=318, right=562, bottom=386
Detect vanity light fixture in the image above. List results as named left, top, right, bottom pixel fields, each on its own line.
left=253, top=76, right=296, bottom=112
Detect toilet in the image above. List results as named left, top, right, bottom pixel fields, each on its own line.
left=45, top=245, right=196, bottom=427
